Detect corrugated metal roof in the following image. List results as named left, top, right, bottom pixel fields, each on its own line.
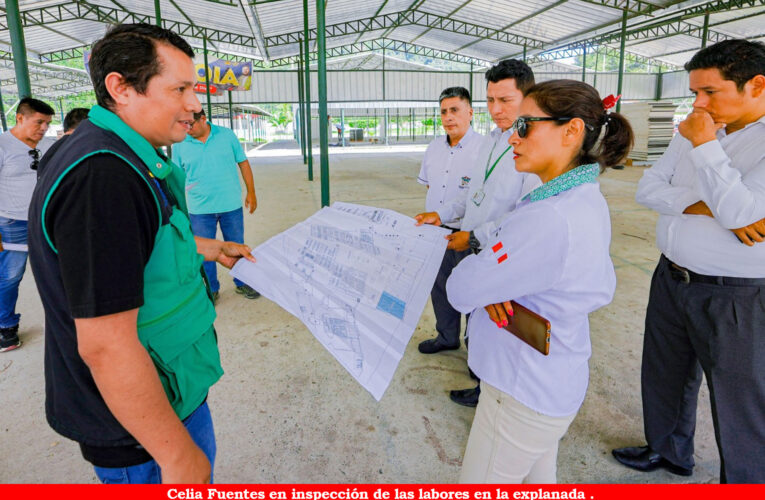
left=1, top=0, right=764, bottom=97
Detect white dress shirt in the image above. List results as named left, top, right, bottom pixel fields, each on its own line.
left=418, top=127, right=483, bottom=228
left=436, top=127, right=540, bottom=246
left=446, top=182, right=616, bottom=417
left=636, top=116, right=765, bottom=277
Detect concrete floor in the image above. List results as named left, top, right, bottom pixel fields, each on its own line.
left=0, top=141, right=720, bottom=483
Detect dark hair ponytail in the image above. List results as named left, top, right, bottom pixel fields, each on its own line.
left=597, top=112, right=633, bottom=168
left=524, top=80, right=634, bottom=170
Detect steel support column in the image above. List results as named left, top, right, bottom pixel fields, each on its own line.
left=0, top=81, right=7, bottom=131
left=6, top=0, right=31, bottom=98
left=468, top=63, right=473, bottom=103
left=297, top=39, right=307, bottom=163
left=522, top=44, right=527, bottom=63
left=227, top=90, right=234, bottom=129
left=203, top=36, right=212, bottom=118
left=154, top=0, right=162, bottom=25
left=316, top=0, right=330, bottom=207
left=655, top=68, right=663, bottom=101
left=581, top=45, right=587, bottom=82
left=303, top=0, right=313, bottom=181
left=382, top=46, right=386, bottom=101
left=58, top=98, right=64, bottom=123
left=616, top=10, right=628, bottom=113
left=701, top=12, right=710, bottom=48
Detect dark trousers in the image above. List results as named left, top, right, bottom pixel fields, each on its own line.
left=431, top=248, right=471, bottom=346
left=642, top=255, right=765, bottom=483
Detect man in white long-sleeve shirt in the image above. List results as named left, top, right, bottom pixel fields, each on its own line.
left=416, top=87, right=483, bottom=359
left=613, top=40, right=765, bottom=484
left=416, top=60, right=540, bottom=407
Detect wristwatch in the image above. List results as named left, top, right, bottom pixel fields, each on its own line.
left=468, top=230, right=481, bottom=252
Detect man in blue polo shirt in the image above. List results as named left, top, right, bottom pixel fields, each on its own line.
left=173, top=110, right=259, bottom=302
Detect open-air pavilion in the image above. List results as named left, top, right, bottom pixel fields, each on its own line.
left=1, top=0, right=765, bottom=484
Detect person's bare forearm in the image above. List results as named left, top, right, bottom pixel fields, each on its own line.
left=238, top=160, right=255, bottom=196
left=194, top=235, right=224, bottom=262
left=76, top=311, right=206, bottom=479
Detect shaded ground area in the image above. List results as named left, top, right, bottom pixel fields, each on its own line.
left=0, top=145, right=718, bottom=483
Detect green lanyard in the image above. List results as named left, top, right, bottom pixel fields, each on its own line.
left=483, top=138, right=513, bottom=183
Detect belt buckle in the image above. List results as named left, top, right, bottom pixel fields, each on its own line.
left=671, top=264, right=691, bottom=284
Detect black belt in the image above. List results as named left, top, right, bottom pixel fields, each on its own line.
left=662, top=255, right=765, bottom=286
left=441, top=225, right=460, bottom=233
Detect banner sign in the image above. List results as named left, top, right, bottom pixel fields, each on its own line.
left=83, top=52, right=251, bottom=95
left=195, top=59, right=252, bottom=93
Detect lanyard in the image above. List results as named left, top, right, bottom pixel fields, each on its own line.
left=483, top=137, right=513, bottom=183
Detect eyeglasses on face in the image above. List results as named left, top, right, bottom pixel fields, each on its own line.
left=512, top=116, right=573, bottom=138
left=512, top=116, right=597, bottom=138
left=28, top=148, right=40, bottom=171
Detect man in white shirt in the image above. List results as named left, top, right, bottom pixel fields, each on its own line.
left=0, top=97, right=54, bottom=352
left=416, top=61, right=540, bottom=407
left=613, top=40, right=765, bottom=483
left=416, top=87, right=483, bottom=357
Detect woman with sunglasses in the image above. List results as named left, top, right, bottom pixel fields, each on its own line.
left=447, top=80, right=633, bottom=483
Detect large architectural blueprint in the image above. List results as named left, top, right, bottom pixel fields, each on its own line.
left=231, top=202, right=449, bottom=400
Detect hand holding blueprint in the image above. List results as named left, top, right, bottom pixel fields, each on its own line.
left=231, top=202, right=449, bottom=400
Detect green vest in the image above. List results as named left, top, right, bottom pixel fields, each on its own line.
left=45, top=105, right=223, bottom=420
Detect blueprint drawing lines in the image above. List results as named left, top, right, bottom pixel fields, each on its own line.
left=231, top=202, right=448, bottom=400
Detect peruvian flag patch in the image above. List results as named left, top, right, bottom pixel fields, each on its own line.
left=492, top=241, right=503, bottom=253
left=497, top=253, right=508, bottom=264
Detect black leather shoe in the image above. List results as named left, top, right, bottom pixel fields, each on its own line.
left=450, top=385, right=480, bottom=407
left=612, top=446, right=693, bottom=476
left=418, top=338, right=460, bottom=354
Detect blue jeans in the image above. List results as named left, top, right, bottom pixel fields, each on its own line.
left=94, top=401, right=216, bottom=484
left=188, top=208, right=245, bottom=292
left=0, top=216, right=28, bottom=329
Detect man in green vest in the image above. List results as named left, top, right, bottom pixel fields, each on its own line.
left=27, top=23, right=254, bottom=484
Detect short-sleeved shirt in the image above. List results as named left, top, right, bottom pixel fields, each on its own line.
left=0, top=131, right=53, bottom=220
left=172, top=123, right=247, bottom=215
left=417, top=127, right=483, bottom=227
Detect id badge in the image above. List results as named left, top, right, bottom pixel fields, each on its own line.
left=472, top=189, right=486, bottom=206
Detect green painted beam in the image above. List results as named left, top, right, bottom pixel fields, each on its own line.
left=297, top=37, right=306, bottom=163
left=262, top=9, right=546, bottom=49
left=500, top=0, right=759, bottom=64
left=0, top=79, right=7, bottom=131
left=316, top=0, right=330, bottom=206
left=303, top=0, right=313, bottom=181
left=3, top=1, right=259, bottom=48
left=203, top=36, right=212, bottom=118
left=578, top=0, right=663, bottom=16
left=616, top=9, right=627, bottom=113
left=5, top=0, right=31, bottom=98
left=409, top=0, right=476, bottom=45
left=454, top=0, right=567, bottom=53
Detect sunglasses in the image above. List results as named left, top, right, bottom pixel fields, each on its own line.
left=512, top=116, right=598, bottom=138
left=29, top=148, right=40, bottom=171
left=512, top=116, right=573, bottom=138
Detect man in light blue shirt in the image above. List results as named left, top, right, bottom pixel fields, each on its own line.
left=173, top=110, right=259, bottom=302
